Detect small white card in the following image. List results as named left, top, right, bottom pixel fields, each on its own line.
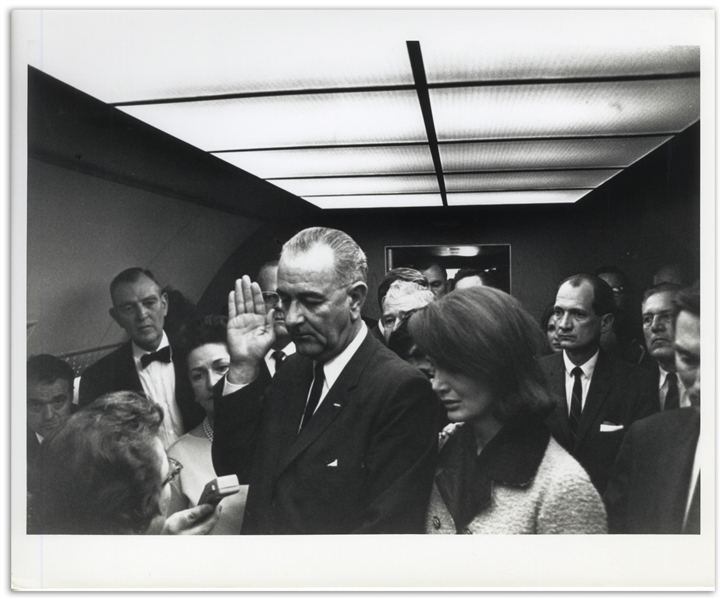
left=600, top=423, right=624, bottom=432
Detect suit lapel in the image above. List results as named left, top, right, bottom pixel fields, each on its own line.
left=118, top=342, right=144, bottom=393
left=277, top=332, right=377, bottom=475
left=575, top=351, right=613, bottom=447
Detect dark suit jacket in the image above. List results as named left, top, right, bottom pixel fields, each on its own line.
left=78, top=341, right=204, bottom=432
left=541, top=351, right=658, bottom=495
left=604, top=408, right=700, bottom=533
left=212, top=330, right=440, bottom=534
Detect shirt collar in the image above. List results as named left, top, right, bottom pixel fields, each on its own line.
left=318, top=323, right=367, bottom=390
left=658, top=365, right=680, bottom=388
left=563, top=348, right=599, bottom=379
left=265, top=341, right=296, bottom=361
left=132, top=330, right=170, bottom=362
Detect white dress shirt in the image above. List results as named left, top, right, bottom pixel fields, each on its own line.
left=133, top=331, right=184, bottom=450
left=658, top=366, right=689, bottom=410
left=684, top=430, right=701, bottom=530
left=263, top=341, right=297, bottom=378
left=563, top=350, right=599, bottom=414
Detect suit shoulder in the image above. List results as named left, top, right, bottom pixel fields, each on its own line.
left=540, top=353, right=563, bottom=373
left=630, top=407, right=699, bottom=439
left=81, top=343, right=129, bottom=379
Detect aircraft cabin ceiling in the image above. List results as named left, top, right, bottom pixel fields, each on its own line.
left=24, top=11, right=701, bottom=210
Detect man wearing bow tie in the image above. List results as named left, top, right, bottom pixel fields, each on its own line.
left=79, top=268, right=203, bottom=448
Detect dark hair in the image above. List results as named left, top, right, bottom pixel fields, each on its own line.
left=673, top=281, right=700, bottom=321
left=558, top=274, right=616, bottom=317
left=594, top=265, right=630, bottom=286
left=377, top=267, right=427, bottom=309
left=175, top=315, right=228, bottom=367
left=31, top=392, right=165, bottom=534
left=162, top=286, right=200, bottom=342
left=282, top=227, right=367, bottom=287
left=452, top=268, right=495, bottom=289
left=27, top=354, right=74, bottom=387
left=641, top=282, right=683, bottom=305
left=110, top=267, right=161, bottom=300
left=409, top=287, right=555, bottom=423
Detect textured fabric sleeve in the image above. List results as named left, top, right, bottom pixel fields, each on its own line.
left=352, top=374, right=440, bottom=534
left=537, top=448, right=609, bottom=534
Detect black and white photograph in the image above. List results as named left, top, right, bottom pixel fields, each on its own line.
left=10, top=6, right=714, bottom=590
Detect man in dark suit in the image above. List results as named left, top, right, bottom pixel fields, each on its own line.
left=256, top=260, right=295, bottom=382
left=640, top=282, right=689, bottom=410
left=213, top=227, right=440, bottom=534
left=27, top=354, right=75, bottom=469
left=605, top=283, right=701, bottom=533
left=541, top=274, right=658, bottom=495
left=79, top=268, right=203, bottom=448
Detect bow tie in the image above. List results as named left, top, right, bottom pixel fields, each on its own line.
left=140, top=346, right=171, bottom=368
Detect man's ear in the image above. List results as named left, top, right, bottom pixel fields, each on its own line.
left=348, top=282, right=368, bottom=317
left=109, top=307, right=122, bottom=328
left=160, top=292, right=169, bottom=317
left=600, top=313, right=614, bottom=335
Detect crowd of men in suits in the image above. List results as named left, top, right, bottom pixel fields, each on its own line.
left=27, top=226, right=701, bottom=535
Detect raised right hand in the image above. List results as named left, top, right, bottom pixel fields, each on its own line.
left=226, top=275, right=276, bottom=384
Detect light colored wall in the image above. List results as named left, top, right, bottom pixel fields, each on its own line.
left=27, top=159, right=261, bottom=356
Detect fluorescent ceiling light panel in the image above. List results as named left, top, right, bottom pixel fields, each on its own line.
left=439, top=136, right=673, bottom=171
left=119, top=90, right=427, bottom=150
left=302, top=194, right=443, bottom=209
left=445, top=169, right=622, bottom=191
left=448, top=190, right=591, bottom=206
left=422, top=44, right=699, bottom=83
left=430, top=80, right=699, bottom=140
left=271, top=175, right=439, bottom=197
left=31, top=11, right=416, bottom=103
left=214, top=145, right=435, bottom=178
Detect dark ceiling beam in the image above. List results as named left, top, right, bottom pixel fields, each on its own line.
left=208, top=132, right=677, bottom=154
left=110, top=71, right=699, bottom=107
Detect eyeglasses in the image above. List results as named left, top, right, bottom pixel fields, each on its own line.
left=262, top=291, right=280, bottom=308
left=610, top=286, right=625, bottom=295
left=162, top=457, right=183, bottom=486
left=643, top=311, right=674, bottom=328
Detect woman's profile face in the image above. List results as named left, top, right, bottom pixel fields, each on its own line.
left=547, top=314, right=562, bottom=353
left=430, top=364, right=495, bottom=424
left=187, top=342, right=231, bottom=414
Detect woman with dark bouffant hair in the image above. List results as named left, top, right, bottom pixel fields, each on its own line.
left=29, top=391, right=219, bottom=535
left=165, top=315, right=247, bottom=534
left=408, top=286, right=607, bottom=534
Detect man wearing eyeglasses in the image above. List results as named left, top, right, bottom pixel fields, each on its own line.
left=257, top=260, right=295, bottom=380
left=213, top=227, right=440, bottom=534
left=641, top=283, right=688, bottom=410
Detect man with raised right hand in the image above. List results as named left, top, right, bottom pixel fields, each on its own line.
left=212, top=227, right=440, bottom=534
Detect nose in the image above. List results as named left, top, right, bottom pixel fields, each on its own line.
left=284, top=300, right=305, bottom=328
left=209, top=371, right=224, bottom=389
left=651, top=314, right=666, bottom=332
left=557, top=313, right=572, bottom=331
left=41, top=403, right=54, bottom=420
left=430, top=372, right=447, bottom=396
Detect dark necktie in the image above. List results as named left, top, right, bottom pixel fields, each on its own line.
left=683, top=473, right=700, bottom=534
left=140, top=345, right=171, bottom=369
left=271, top=350, right=286, bottom=374
left=664, top=372, right=680, bottom=410
left=568, top=367, right=583, bottom=436
left=300, top=361, right=325, bottom=432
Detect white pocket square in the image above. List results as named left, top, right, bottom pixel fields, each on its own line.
left=327, top=459, right=338, bottom=467
left=600, top=423, right=624, bottom=432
